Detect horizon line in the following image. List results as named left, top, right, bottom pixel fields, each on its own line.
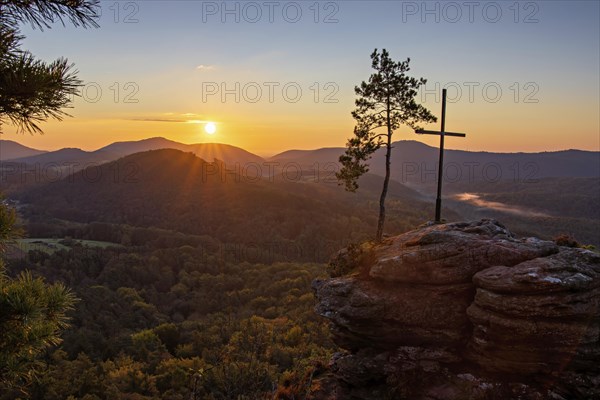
left=1, top=136, right=598, bottom=158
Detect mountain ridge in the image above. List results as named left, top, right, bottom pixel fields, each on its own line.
left=272, top=140, right=600, bottom=180
left=1, top=137, right=266, bottom=168
left=270, top=140, right=599, bottom=157
left=15, top=148, right=435, bottom=260
left=5, top=145, right=599, bottom=247
left=3, top=138, right=599, bottom=182
left=0, top=140, right=48, bottom=160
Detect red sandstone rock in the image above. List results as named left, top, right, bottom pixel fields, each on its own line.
left=312, top=219, right=599, bottom=400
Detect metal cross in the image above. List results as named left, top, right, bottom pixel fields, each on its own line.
left=415, top=88, right=467, bottom=223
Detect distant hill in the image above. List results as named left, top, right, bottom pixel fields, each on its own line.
left=390, top=141, right=600, bottom=182
left=15, top=149, right=438, bottom=258
left=97, top=137, right=266, bottom=165
left=4, top=138, right=598, bottom=246
left=271, top=142, right=599, bottom=246
left=0, top=148, right=119, bottom=194
left=0, top=140, right=47, bottom=160
left=96, top=137, right=184, bottom=156
left=6, top=137, right=265, bottom=167
left=1, top=138, right=267, bottom=193
left=9, top=148, right=117, bottom=166
left=270, top=140, right=600, bottom=183
left=271, top=147, right=344, bottom=167
left=6, top=138, right=598, bottom=181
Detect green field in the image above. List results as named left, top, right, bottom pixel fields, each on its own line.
left=12, top=238, right=123, bottom=255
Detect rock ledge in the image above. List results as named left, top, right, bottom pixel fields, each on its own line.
left=311, top=220, right=599, bottom=399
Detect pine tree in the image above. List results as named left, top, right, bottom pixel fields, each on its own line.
left=0, top=1, right=97, bottom=393
left=337, top=49, right=436, bottom=241
left=0, top=0, right=99, bottom=134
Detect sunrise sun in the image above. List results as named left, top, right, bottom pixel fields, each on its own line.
left=204, top=122, right=216, bottom=135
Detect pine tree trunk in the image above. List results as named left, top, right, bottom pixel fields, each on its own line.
left=376, top=101, right=392, bottom=241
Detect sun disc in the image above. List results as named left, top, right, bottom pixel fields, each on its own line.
left=205, top=122, right=216, bottom=134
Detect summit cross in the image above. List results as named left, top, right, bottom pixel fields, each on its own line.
left=415, top=88, right=467, bottom=223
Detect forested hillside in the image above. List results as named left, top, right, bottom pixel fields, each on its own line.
left=0, top=148, right=448, bottom=398
left=3, top=235, right=334, bottom=399
left=14, top=149, right=444, bottom=262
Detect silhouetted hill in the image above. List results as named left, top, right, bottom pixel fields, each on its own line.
left=386, top=141, right=600, bottom=182
left=271, top=147, right=344, bottom=167
left=15, top=149, right=438, bottom=258
left=5, top=139, right=597, bottom=246
left=6, top=137, right=265, bottom=167
left=270, top=140, right=600, bottom=182
left=0, top=140, right=47, bottom=160
left=96, top=137, right=184, bottom=156
left=10, top=148, right=117, bottom=166
left=269, top=142, right=599, bottom=246
left=1, top=148, right=119, bottom=194
left=1, top=138, right=267, bottom=193
left=97, top=137, right=265, bottom=165
left=6, top=138, right=598, bottom=182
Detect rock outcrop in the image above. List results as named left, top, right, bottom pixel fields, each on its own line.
left=311, top=219, right=600, bottom=399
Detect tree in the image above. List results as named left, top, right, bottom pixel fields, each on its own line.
left=0, top=0, right=99, bottom=134
left=337, top=49, right=437, bottom=241
left=0, top=1, right=98, bottom=392
left=0, top=202, right=76, bottom=394
left=0, top=198, right=21, bottom=246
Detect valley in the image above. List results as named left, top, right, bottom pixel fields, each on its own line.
left=3, top=138, right=597, bottom=247
left=0, top=1, right=598, bottom=398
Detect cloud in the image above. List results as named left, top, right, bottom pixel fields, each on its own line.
left=127, top=117, right=187, bottom=123
left=123, top=113, right=210, bottom=124
left=196, top=64, right=216, bottom=71
left=185, top=120, right=212, bottom=124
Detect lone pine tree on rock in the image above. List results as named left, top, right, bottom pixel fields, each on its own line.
left=336, top=49, right=436, bottom=241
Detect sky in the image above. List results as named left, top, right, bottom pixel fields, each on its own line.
left=2, top=0, right=599, bottom=156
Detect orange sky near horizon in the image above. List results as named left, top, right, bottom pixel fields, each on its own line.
left=2, top=92, right=598, bottom=157
left=2, top=1, right=598, bottom=157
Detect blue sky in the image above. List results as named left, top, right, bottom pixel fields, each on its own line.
left=9, top=0, right=600, bottom=154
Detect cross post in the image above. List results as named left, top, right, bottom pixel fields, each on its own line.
left=415, top=88, right=467, bottom=223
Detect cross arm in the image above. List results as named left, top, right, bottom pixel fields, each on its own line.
left=415, top=129, right=466, bottom=137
